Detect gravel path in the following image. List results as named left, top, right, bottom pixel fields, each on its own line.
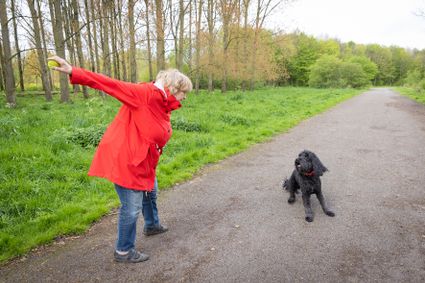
left=1, top=88, right=424, bottom=283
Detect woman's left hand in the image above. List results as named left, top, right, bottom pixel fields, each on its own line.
left=48, top=55, right=73, bottom=75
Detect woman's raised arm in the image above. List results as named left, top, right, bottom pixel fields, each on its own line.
left=48, top=55, right=142, bottom=108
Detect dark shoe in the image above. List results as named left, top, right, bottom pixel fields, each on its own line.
left=114, top=249, right=149, bottom=263
left=143, top=225, right=168, bottom=236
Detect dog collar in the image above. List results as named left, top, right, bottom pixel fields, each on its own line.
left=304, top=170, right=315, bottom=177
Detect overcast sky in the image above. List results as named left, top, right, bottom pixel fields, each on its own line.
left=267, top=0, right=425, bottom=50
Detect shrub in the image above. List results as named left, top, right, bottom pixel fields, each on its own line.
left=309, top=55, right=370, bottom=88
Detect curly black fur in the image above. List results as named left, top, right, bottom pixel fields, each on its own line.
left=282, top=150, right=335, bottom=222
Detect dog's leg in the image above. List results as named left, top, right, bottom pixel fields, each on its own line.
left=302, top=194, right=314, bottom=222
left=285, top=174, right=298, bottom=204
left=316, top=191, right=335, bottom=217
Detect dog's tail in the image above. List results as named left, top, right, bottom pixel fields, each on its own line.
left=282, top=178, right=289, bottom=191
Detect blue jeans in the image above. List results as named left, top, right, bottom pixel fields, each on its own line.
left=114, top=179, right=160, bottom=252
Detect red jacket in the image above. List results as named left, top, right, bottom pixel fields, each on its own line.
left=69, top=68, right=181, bottom=191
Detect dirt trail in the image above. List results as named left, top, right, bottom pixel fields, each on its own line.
left=1, top=88, right=424, bottom=282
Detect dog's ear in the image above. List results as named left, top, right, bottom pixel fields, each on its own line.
left=309, top=152, right=328, bottom=176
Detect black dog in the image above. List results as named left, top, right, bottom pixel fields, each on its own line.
left=283, top=150, right=335, bottom=222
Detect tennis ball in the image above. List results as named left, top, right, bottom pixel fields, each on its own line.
left=47, top=60, right=60, bottom=69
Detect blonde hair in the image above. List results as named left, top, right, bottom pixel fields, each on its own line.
left=156, top=69, right=193, bottom=95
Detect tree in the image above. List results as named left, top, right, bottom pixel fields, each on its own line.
left=71, top=0, right=89, bottom=98
left=27, top=0, right=52, bottom=101
left=218, top=0, right=238, bottom=92
left=10, top=0, right=24, bottom=92
left=194, top=0, right=203, bottom=93
left=0, top=0, right=16, bottom=106
left=155, top=0, right=165, bottom=70
left=144, top=0, right=154, bottom=81
left=128, top=0, right=137, bottom=81
left=288, top=33, right=320, bottom=86
left=206, top=0, right=217, bottom=91
left=348, top=55, right=378, bottom=82
left=365, top=44, right=395, bottom=85
left=48, top=0, right=70, bottom=102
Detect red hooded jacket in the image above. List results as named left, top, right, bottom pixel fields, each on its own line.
left=69, top=68, right=181, bottom=191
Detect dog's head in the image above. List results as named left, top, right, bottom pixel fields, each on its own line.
left=295, top=150, right=328, bottom=177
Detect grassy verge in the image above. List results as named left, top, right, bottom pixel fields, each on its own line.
left=0, top=87, right=363, bottom=263
left=393, top=87, right=425, bottom=105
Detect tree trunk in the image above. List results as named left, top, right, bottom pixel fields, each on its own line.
left=101, top=0, right=111, bottom=77
left=0, top=41, right=4, bottom=91
left=84, top=0, right=96, bottom=72
left=49, top=0, right=70, bottom=102
left=10, top=0, right=24, bottom=92
left=109, top=5, right=119, bottom=79
left=90, top=0, right=100, bottom=73
left=117, top=0, right=127, bottom=81
left=188, top=0, right=193, bottom=72
left=155, top=0, right=165, bottom=70
left=177, top=0, right=184, bottom=70
left=207, top=0, right=215, bottom=92
left=37, top=0, right=53, bottom=89
left=128, top=0, right=137, bottom=82
left=63, top=0, right=79, bottom=94
left=194, top=0, right=203, bottom=94
left=144, top=0, right=153, bottom=81
left=0, top=0, right=17, bottom=106
left=71, top=0, right=89, bottom=98
left=242, top=0, right=250, bottom=91
left=27, top=0, right=52, bottom=101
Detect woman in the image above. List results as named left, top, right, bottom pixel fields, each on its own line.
left=49, top=56, right=192, bottom=263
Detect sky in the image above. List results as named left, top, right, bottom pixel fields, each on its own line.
left=267, top=0, right=425, bottom=50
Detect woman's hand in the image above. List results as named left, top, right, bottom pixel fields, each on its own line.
left=47, top=55, right=73, bottom=75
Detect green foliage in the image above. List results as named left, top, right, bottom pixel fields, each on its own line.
left=171, top=116, right=205, bottom=132
left=0, top=87, right=362, bottom=263
left=308, top=55, right=370, bottom=88
left=394, top=86, right=425, bottom=105
left=348, top=56, right=378, bottom=82
left=287, top=33, right=321, bottom=86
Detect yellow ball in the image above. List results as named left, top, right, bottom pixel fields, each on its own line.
left=47, top=60, right=60, bottom=69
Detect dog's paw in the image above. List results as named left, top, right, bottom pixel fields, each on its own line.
left=305, top=215, right=314, bottom=222
left=325, top=210, right=335, bottom=217
left=288, top=197, right=295, bottom=204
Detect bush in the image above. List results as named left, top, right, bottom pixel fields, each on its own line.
left=51, top=125, right=106, bottom=149
left=309, top=55, right=370, bottom=88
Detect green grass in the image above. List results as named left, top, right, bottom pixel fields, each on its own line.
left=393, top=87, right=425, bottom=105
left=0, top=87, right=363, bottom=263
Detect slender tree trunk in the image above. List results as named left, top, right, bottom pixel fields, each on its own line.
left=91, top=0, right=100, bottom=73
left=10, top=0, right=25, bottom=92
left=194, top=0, right=203, bottom=94
left=0, top=41, right=4, bottom=91
left=63, top=0, right=79, bottom=94
left=101, top=0, right=111, bottom=77
left=207, top=0, right=215, bottom=92
left=71, top=0, right=89, bottom=98
left=128, top=0, right=137, bottom=82
left=117, top=0, right=127, bottom=81
left=155, top=0, right=165, bottom=70
left=242, top=0, right=250, bottom=91
left=144, top=0, right=153, bottom=81
left=188, top=0, right=193, bottom=71
left=27, top=0, right=52, bottom=101
left=177, top=0, right=184, bottom=70
left=109, top=5, right=119, bottom=79
left=84, top=0, right=95, bottom=72
left=0, top=42, right=4, bottom=91
left=0, top=0, right=17, bottom=106
left=49, top=0, right=70, bottom=102
left=37, top=0, right=53, bottom=89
